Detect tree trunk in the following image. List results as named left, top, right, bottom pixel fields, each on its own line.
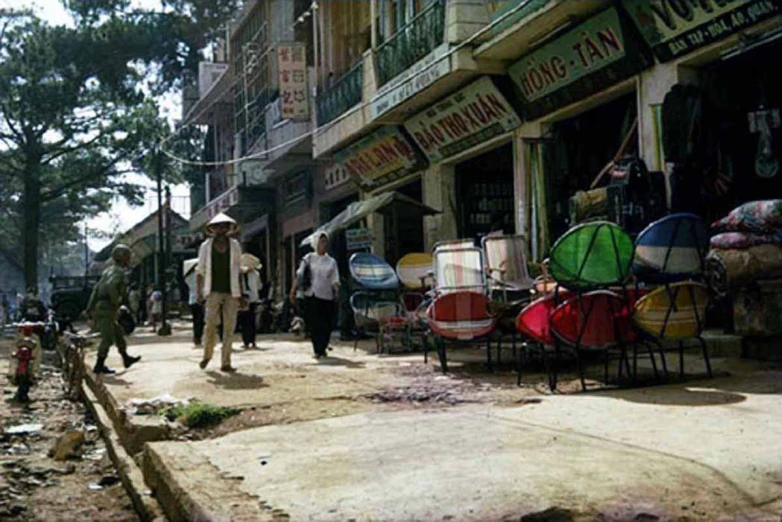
left=22, top=163, right=42, bottom=291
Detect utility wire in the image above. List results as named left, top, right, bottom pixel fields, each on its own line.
left=158, top=0, right=537, bottom=168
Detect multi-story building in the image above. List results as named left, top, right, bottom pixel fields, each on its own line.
left=184, top=0, right=782, bottom=300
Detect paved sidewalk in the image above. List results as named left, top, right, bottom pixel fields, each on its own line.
left=90, top=325, right=782, bottom=520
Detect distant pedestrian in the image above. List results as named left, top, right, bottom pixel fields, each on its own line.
left=127, top=286, right=141, bottom=324
left=86, top=245, right=142, bottom=374
left=196, top=213, right=244, bottom=372
left=290, top=231, right=339, bottom=358
left=149, top=287, right=163, bottom=331
left=0, top=293, right=8, bottom=327
left=239, top=254, right=262, bottom=349
left=184, top=259, right=204, bottom=346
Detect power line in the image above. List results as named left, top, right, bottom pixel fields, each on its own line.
left=158, top=0, right=537, bottom=168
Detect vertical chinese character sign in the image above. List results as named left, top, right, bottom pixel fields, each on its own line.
left=277, top=42, right=309, bottom=121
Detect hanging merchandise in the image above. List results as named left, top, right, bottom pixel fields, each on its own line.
left=749, top=107, right=781, bottom=179
left=662, top=84, right=703, bottom=164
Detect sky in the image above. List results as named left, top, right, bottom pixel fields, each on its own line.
left=2, top=0, right=192, bottom=251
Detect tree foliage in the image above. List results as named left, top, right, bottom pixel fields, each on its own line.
left=0, top=1, right=236, bottom=289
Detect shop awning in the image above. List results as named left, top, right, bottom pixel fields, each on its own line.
left=300, top=191, right=440, bottom=248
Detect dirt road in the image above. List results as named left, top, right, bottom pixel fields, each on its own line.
left=0, top=337, right=139, bottom=521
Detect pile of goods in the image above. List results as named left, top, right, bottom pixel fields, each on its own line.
left=706, top=200, right=782, bottom=335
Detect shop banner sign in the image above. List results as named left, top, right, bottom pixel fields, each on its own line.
left=508, top=7, right=651, bottom=120
left=370, top=43, right=451, bottom=120
left=277, top=42, right=310, bottom=121
left=191, top=186, right=239, bottom=229
left=324, top=161, right=351, bottom=191
left=622, top=0, right=780, bottom=62
left=403, top=77, right=522, bottom=162
left=346, top=228, right=373, bottom=251
left=333, top=126, right=426, bottom=190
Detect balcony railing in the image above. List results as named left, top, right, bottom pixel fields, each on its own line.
left=316, top=59, right=364, bottom=126
left=375, top=0, right=445, bottom=87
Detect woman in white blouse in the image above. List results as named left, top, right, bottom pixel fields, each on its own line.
left=290, top=231, right=340, bottom=358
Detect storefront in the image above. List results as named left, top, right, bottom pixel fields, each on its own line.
left=331, top=125, right=428, bottom=266
left=507, top=6, right=654, bottom=259
left=623, top=0, right=782, bottom=224
left=241, top=213, right=274, bottom=298
left=404, top=75, right=522, bottom=246
left=317, top=160, right=360, bottom=279
left=278, top=168, right=316, bottom=299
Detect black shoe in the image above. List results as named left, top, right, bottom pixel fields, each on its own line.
left=93, top=365, right=116, bottom=375
left=123, top=355, right=141, bottom=369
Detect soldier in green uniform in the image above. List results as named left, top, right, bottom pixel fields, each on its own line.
left=86, top=244, right=142, bottom=375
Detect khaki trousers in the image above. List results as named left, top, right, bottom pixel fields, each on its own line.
left=203, top=292, right=239, bottom=367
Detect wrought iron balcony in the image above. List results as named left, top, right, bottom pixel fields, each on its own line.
left=316, top=59, right=364, bottom=126
left=375, top=0, right=445, bottom=87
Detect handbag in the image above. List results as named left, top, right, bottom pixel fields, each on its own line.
left=298, top=255, right=312, bottom=292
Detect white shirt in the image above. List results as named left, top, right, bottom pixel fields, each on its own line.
left=298, top=252, right=339, bottom=301
left=197, top=238, right=243, bottom=298
left=242, top=269, right=262, bottom=303
left=185, top=270, right=198, bottom=305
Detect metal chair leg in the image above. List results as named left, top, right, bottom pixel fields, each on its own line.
left=436, top=337, right=448, bottom=374
left=698, top=336, right=713, bottom=378
left=646, top=341, right=660, bottom=381
left=516, top=341, right=523, bottom=387
left=679, top=341, right=685, bottom=377
left=486, top=338, right=493, bottom=372
left=632, top=343, right=639, bottom=385
left=649, top=339, right=668, bottom=377
left=545, top=345, right=557, bottom=392
left=496, top=337, right=502, bottom=366
left=576, top=348, right=587, bottom=392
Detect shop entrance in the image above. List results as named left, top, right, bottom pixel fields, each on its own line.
left=322, top=194, right=358, bottom=280
left=545, top=92, right=638, bottom=241
left=383, top=179, right=424, bottom=265
left=455, top=143, right=515, bottom=243
left=675, top=38, right=782, bottom=223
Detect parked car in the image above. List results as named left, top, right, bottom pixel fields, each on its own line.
left=49, top=275, right=100, bottom=324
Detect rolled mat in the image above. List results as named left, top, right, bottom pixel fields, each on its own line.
left=569, top=188, right=608, bottom=224
left=706, top=244, right=782, bottom=297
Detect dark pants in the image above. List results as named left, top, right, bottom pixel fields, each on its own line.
left=308, top=297, right=335, bottom=356
left=296, top=297, right=310, bottom=336
left=190, top=303, right=204, bottom=343
left=239, top=303, right=258, bottom=347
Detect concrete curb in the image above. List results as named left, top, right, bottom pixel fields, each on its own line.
left=84, top=364, right=171, bottom=454
left=143, top=442, right=274, bottom=522
left=82, top=383, right=166, bottom=522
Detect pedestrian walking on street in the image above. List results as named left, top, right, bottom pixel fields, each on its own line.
left=197, top=213, right=244, bottom=372
left=127, top=285, right=141, bottom=325
left=239, top=253, right=262, bottom=349
left=149, top=286, right=163, bottom=331
left=290, top=231, right=339, bottom=359
left=0, top=293, right=8, bottom=328
left=86, top=244, right=142, bottom=374
left=184, top=259, right=204, bottom=346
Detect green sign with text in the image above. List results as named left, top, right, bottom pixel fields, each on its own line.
left=622, top=0, right=781, bottom=62
left=508, top=8, right=651, bottom=120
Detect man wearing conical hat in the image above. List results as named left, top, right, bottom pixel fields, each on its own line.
left=238, top=253, right=262, bottom=349
left=196, top=213, right=244, bottom=372
left=86, top=244, right=142, bottom=374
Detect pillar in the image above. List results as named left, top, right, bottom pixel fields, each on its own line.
left=422, top=163, right=457, bottom=251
